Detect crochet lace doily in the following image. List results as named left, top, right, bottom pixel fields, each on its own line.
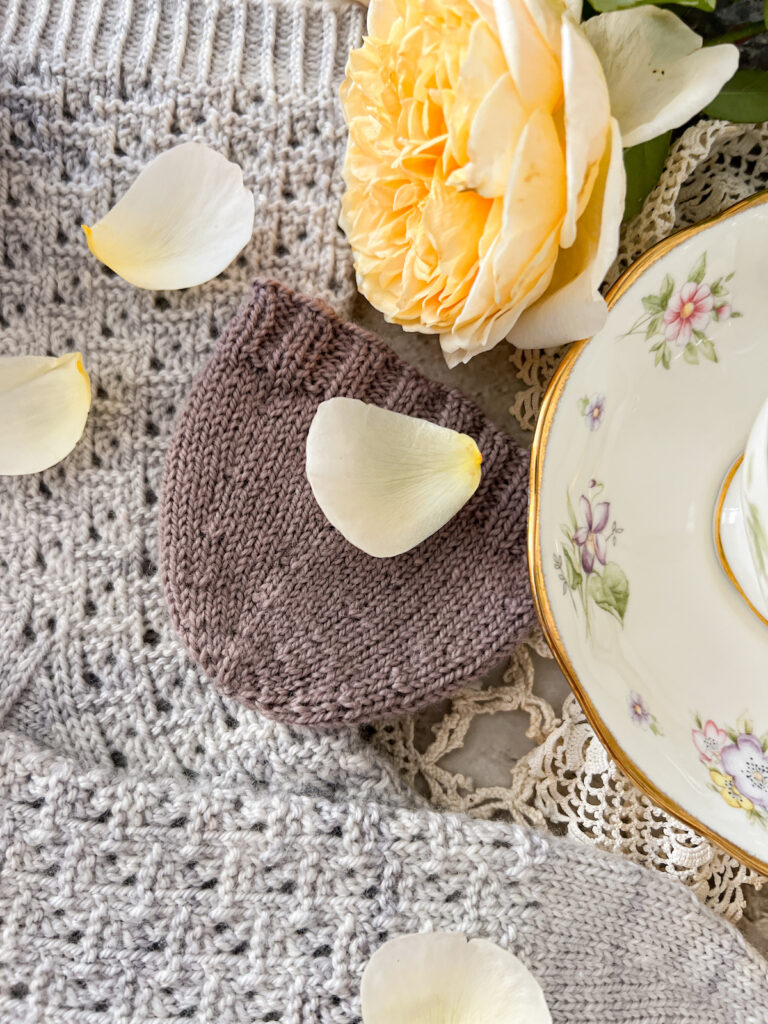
left=375, top=120, right=768, bottom=923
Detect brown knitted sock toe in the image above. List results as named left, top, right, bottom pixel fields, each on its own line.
left=159, top=279, right=534, bottom=726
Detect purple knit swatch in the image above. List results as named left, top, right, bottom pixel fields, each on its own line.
left=159, top=279, right=534, bottom=726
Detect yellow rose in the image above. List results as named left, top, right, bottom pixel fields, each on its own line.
left=339, top=0, right=738, bottom=364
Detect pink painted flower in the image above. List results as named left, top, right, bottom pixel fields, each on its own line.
left=715, top=302, right=731, bottom=322
left=663, top=282, right=713, bottom=345
left=692, top=720, right=728, bottom=763
left=573, top=495, right=610, bottom=574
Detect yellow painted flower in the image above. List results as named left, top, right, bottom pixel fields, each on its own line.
left=340, top=0, right=737, bottom=364
left=709, top=768, right=754, bottom=812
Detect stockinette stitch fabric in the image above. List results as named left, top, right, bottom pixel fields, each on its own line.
left=160, top=278, right=533, bottom=725
left=1, top=1, right=768, bottom=1021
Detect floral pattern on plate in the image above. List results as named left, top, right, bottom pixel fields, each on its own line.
left=692, top=714, right=768, bottom=827
left=625, top=253, right=740, bottom=369
left=553, top=481, right=627, bottom=638
left=628, top=691, right=663, bottom=735
left=577, top=393, right=605, bottom=431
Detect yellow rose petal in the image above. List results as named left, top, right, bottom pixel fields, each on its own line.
left=0, top=353, right=91, bottom=475
left=494, top=0, right=562, bottom=111
left=560, top=16, right=611, bottom=248
left=83, top=143, right=255, bottom=290
left=306, top=398, right=482, bottom=558
left=508, top=116, right=624, bottom=348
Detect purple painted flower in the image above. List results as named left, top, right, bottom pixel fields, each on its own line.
left=585, top=394, right=605, bottom=431
left=721, top=734, right=768, bottom=809
left=629, top=691, right=651, bottom=727
left=573, top=495, right=610, bottom=574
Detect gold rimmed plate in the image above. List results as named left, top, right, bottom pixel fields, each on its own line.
left=529, top=191, right=768, bottom=873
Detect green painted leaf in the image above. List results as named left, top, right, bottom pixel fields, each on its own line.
left=642, top=295, right=663, bottom=314
left=704, top=70, right=768, bottom=124
left=684, top=343, right=699, bottom=364
left=623, top=132, right=671, bottom=222
left=587, top=562, right=629, bottom=623
left=654, top=347, right=664, bottom=367
left=563, top=549, right=583, bottom=591
left=650, top=341, right=664, bottom=352
left=695, top=712, right=703, bottom=729
left=659, top=274, right=674, bottom=309
left=727, top=727, right=739, bottom=743
left=661, top=346, right=671, bottom=370
left=577, top=396, right=589, bottom=416
left=710, top=278, right=726, bottom=298
left=688, top=253, right=706, bottom=285
left=698, top=337, right=717, bottom=362
left=645, top=313, right=663, bottom=339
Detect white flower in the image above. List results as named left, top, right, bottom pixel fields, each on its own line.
left=0, top=353, right=91, bottom=475
left=83, top=143, right=255, bottom=290
left=305, top=398, right=482, bottom=557
left=361, top=932, right=551, bottom=1024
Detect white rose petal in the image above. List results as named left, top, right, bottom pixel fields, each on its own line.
left=305, top=398, right=482, bottom=558
left=0, top=353, right=91, bottom=475
left=509, top=116, right=624, bottom=348
left=83, top=142, right=255, bottom=290
left=361, top=932, right=552, bottom=1024
left=583, top=8, right=738, bottom=147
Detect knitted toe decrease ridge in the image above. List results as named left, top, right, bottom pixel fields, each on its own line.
left=160, top=279, right=534, bottom=726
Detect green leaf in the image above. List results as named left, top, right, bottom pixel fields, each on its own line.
left=645, top=314, right=664, bottom=340
left=623, top=132, right=671, bottom=223
left=684, top=342, right=699, bottom=364
left=662, top=346, right=671, bottom=370
left=659, top=274, right=674, bottom=309
left=650, top=340, right=664, bottom=352
left=704, top=69, right=768, bottom=124
left=727, top=727, right=739, bottom=743
left=688, top=253, right=706, bottom=285
left=589, top=0, right=714, bottom=11
left=695, top=712, right=703, bottom=729
left=642, top=295, right=663, bottom=314
left=567, top=492, right=577, bottom=531
left=697, top=337, right=717, bottom=362
left=563, top=550, right=583, bottom=591
left=577, top=396, right=589, bottom=416
left=587, top=562, right=629, bottom=623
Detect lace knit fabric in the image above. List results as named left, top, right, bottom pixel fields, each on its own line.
left=1, top=1, right=768, bottom=1020
left=160, top=279, right=533, bottom=725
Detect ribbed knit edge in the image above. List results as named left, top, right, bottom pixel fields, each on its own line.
left=0, top=0, right=365, bottom=95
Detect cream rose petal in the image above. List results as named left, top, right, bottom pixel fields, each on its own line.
left=361, top=932, right=552, bottom=1024
left=448, top=73, right=528, bottom=198
left=560, top=17, right=611, bottom=249
left=0, top=353, right=91, bottom=475
left=508, top=116, right=624, bottom=349
left=493, top=0, right=561, bottom=111
left=305, top=398, right=482, bottom=558
left=583, top=9, right=738, bottom=148
left=367, top=0, right=404, bottom=39
left=83, top=143, right=255, bottom=290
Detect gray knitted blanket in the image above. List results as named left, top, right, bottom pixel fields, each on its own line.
left=1, top=1, right=767, bottom=1021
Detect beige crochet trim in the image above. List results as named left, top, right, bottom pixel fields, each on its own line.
left=376, top=120, right=768, bottom=921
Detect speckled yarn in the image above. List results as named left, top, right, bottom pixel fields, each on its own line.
left=160, top=279, right=534, bottom=725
